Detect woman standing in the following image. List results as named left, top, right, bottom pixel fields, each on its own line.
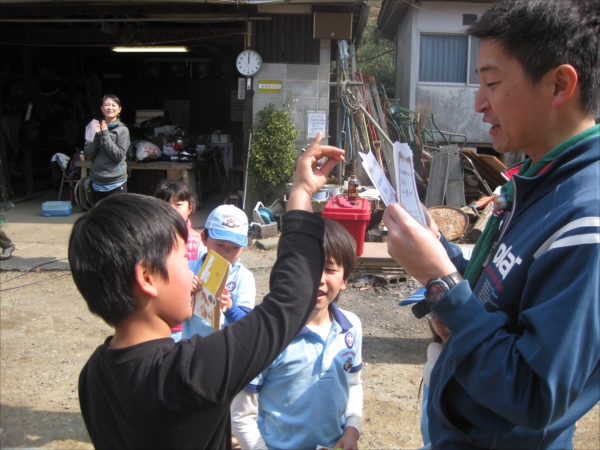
left=84, top=93, right=130, bottom=206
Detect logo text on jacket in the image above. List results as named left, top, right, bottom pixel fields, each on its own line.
left=492, top=244, right=522, bottom=279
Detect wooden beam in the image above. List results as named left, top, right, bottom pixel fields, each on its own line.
left=1, top=26, right=244, bottom=46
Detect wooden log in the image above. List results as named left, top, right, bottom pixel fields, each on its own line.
left=468, top=202, right=493, bottom=243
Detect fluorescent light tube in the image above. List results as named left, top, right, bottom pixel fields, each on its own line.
left=111, top=46, right=189, bottom=53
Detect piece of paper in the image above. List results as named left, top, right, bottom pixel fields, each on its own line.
left=394, top=142, right=426, bottom=224
left=192, top=250, right=230, bottom=330
left=85, top=119, right=99, bottom=142
left=307, top=111, right=327, bottom=139
left=359, top=151, right=396, bottom=206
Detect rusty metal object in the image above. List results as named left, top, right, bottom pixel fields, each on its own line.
left=428, top=206, right=469, bottom=241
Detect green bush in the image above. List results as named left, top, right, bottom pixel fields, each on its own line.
left=248, top=103, right=299, bottom=200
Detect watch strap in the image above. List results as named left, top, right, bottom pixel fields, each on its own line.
left=413, top=272, right=464, bottom=319
left=411, top=299, right=431, bottom=319
left=441, top=271, right=463, bottom=289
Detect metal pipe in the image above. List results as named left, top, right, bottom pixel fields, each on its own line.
left=357, top=103, right=427, bottom=189
left=358, top=104, right=393, bottom=147
left=329, top=81, right=364, bottom=87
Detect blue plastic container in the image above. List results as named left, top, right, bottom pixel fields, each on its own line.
left=42, top=201, right=72, bottom=217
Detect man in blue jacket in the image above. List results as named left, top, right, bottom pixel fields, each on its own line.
left=384, top=0, right=599, bottom=448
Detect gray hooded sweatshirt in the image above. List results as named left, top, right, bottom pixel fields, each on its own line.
left=83, top=121, right=130, bottom=186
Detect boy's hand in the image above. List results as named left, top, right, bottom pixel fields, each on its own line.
left=219, top=287, right=233, bottom=313
left=191, top=276, right=201, bottom=295
left=333, top=426, right=359, bottom=450
left=287, top=132, right=345, bottom=212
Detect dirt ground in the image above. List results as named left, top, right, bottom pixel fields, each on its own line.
left=1, top=246, right=598, bottom=449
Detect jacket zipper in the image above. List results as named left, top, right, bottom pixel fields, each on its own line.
left=483, top=182, right=518, bottom=268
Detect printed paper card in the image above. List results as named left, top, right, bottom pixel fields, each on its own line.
left=85, top=119, right=99, bottom=142
left=394, top=142, right=426, bottom=224
left=192, top=250, right=230, bottom=330
left=359, top=151, right=397, bottom=206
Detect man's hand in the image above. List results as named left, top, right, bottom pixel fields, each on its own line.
left=287, top=132, right=345, bottom=212
left=333, top=426, right=359, bottom=450
left=383, top=203, right=456, bottom=286
left=422, top=204, right=441, bottom=240
left=218, top=287, right=233, bottom=313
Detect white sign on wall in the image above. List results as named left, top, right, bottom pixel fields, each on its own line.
left=307, top=110, right=327, bottom=139
left=237, top=78, right=246, bottom=100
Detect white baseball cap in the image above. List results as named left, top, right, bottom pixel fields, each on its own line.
left=205, top=205, right=249, bottom=247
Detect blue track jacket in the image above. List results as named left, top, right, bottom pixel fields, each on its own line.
left=429, top=126, right=600, bottom=449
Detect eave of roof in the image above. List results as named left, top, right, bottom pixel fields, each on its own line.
left=376, top=0, right=495, bottom=41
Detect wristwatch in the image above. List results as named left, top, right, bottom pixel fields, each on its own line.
left=411, top=272, right=463, bottom=319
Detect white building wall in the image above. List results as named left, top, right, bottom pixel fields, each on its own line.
left=400, top=1, right=493, bottom=145
left=252, top=39, right=331, bottom=154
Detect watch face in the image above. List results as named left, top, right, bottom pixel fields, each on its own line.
left=427, top=281, right=448, bottom=302
left=236, top=50, right=262, bottom=76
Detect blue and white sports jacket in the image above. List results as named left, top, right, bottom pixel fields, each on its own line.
left=429, top=125, right=600, bottom=449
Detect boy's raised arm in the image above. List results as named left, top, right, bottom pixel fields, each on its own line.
left=174, top=137, right=345, bottom=404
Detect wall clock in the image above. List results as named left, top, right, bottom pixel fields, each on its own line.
left=236, top=50, right=262, bottom=77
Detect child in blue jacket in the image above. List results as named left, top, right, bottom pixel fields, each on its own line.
left=182, top=204, right=256, bottom=339
left=231, top=219, right=363, bottom=450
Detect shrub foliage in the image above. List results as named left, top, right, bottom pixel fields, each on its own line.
left=248, top=103, right=299, bottom=199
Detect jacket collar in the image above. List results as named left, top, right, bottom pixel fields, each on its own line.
left=297, top=302, right=353, bottom=336
left=512, top=128, right=600, bottom=208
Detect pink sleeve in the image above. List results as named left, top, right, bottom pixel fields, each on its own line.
left=186, top=228, right=204, bottom=261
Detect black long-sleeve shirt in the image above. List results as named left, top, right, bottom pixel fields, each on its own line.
left=78, top=210, right=324, bottom=449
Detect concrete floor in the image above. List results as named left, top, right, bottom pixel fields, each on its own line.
left=0, top=187, right=226, bottom=272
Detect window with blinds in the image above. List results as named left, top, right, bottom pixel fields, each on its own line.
left=419, top=34, right=482, bottom=85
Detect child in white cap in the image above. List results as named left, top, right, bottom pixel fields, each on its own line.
left=181, top=204, right=256, bottom=339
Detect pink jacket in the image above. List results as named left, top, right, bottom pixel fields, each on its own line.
left=186, top=219, right=205, bottom=261
left=172, top=220, right=206, bottom=334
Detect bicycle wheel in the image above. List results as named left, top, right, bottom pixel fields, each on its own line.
left=75, top=178, right=89, bottom=211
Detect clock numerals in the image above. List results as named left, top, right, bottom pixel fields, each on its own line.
left=236, top=51, right=262, bottom=77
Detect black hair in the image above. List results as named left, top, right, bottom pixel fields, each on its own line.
left=427, top=319, right=444, bottom=344
left=68, top=194, right=188, bottom=327
left=154, top=178, right=198, bottom=216
left=323, top=218, right=357, bottom=282
left=468, top=0, right=600, bottom=115
left=102, top=93, right=122, bottom=107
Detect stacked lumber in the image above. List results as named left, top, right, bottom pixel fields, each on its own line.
left=460, top=149, right=507, bottom=190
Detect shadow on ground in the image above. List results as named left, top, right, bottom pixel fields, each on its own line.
left=0, top=404, right=90, bottom=448
left=363, top=336, right=430, bottom=365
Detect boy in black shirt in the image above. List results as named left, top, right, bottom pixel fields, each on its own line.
left=69, top=133, right=344, bottom=449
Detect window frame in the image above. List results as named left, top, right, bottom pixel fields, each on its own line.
left=417, top=31, right=481, bottom=87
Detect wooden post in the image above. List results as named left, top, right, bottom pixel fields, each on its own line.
left=441, top=144, right=465, bottom=208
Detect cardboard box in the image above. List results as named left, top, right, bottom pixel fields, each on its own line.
left=151, top=135, right=166, bottom=149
